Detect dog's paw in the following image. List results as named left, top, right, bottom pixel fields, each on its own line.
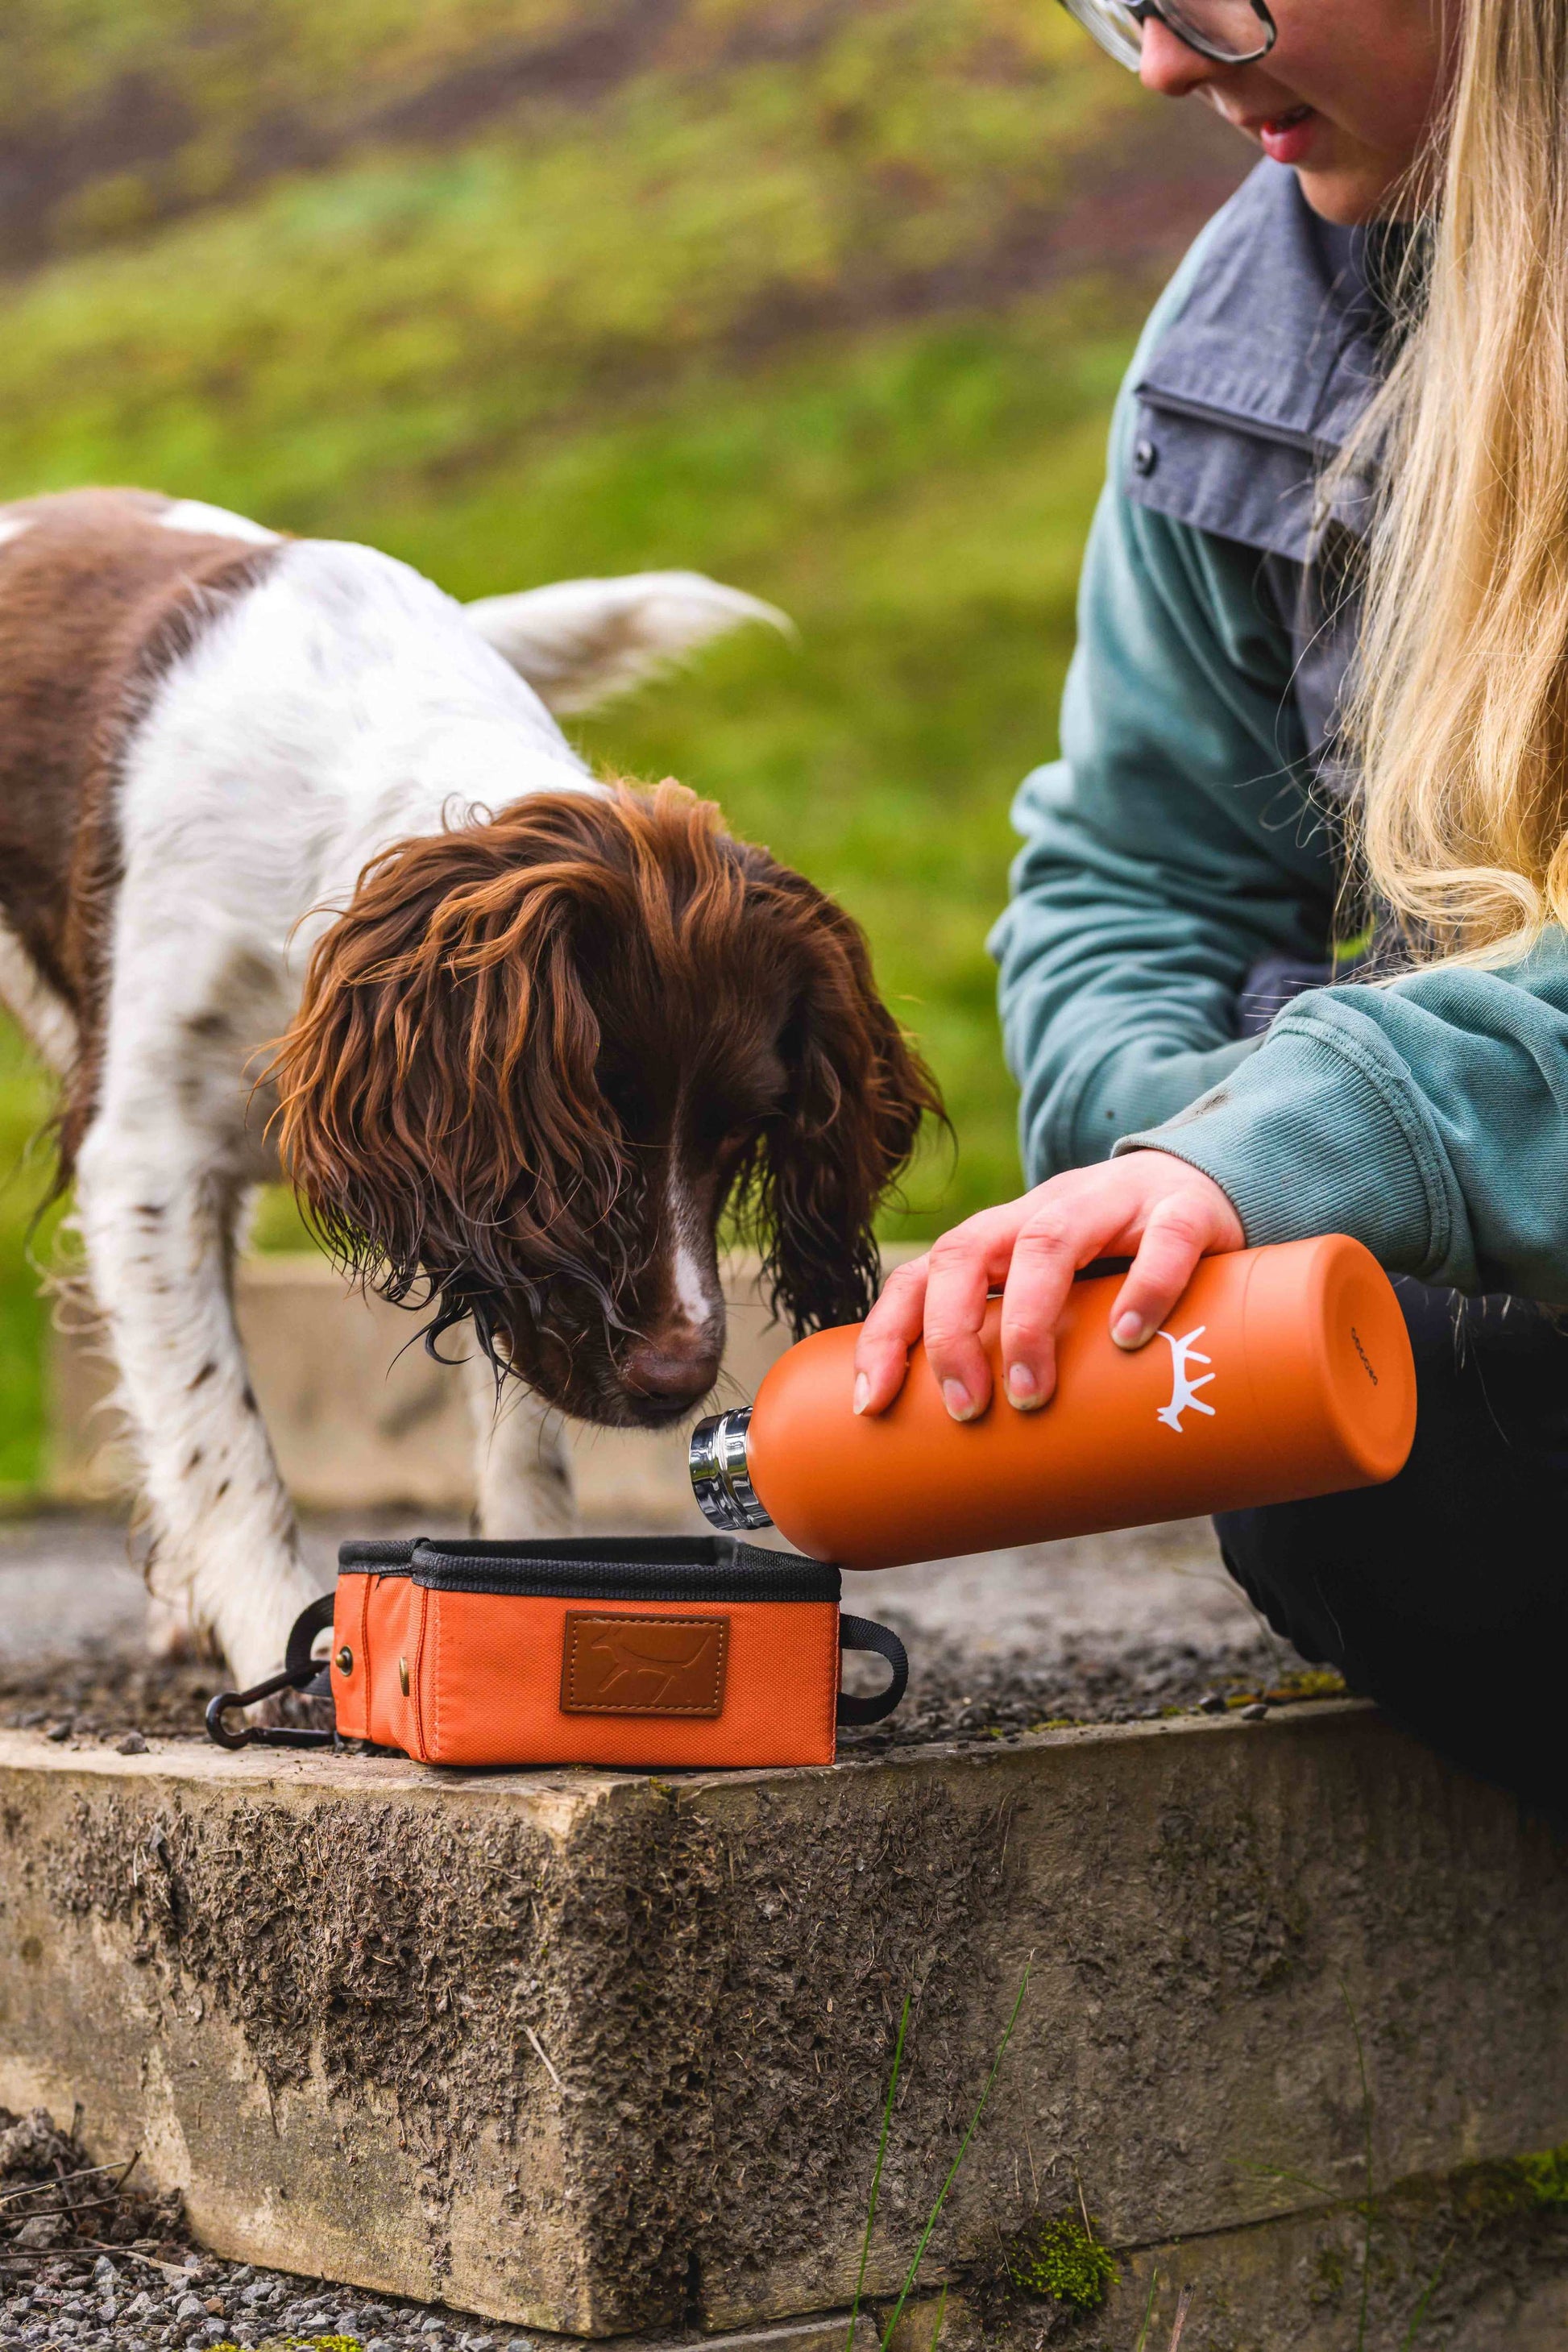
left=145, top=1591, right=221, bottom=1664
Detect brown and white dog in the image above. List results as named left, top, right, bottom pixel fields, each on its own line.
left=0, top=490, right=938, bottom=1686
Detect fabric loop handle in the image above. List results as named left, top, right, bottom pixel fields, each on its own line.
left=836, top=1616, right=909, bottom=1726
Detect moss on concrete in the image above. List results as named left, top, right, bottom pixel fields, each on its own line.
left=1512, top=2144, right=1568, bottom=2211
left=1003, top=2216, right=1117, bottom=2312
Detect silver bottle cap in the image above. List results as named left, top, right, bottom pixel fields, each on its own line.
left=689, top=1406, right=772, bottom=1532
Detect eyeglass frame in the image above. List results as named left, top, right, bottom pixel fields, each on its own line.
left=1056, top=0, right=1278, bottom=71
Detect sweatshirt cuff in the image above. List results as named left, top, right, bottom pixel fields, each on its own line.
left=1110, top=1006, right=1448, bottom=1274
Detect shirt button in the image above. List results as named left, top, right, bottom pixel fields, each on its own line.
left=1133, top=436, right=1159, bottom=478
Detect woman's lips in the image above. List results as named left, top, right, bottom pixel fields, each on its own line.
left=1257, top=105, right=1319, bottom=167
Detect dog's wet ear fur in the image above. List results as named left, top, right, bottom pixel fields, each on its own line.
left=270, top=794, right=637, bottom=1358
left=272, top=781, right=944, bottom=1366
left=465, top=572, right=790, bottom=715
left=733, top=864, right=944, bottom=1338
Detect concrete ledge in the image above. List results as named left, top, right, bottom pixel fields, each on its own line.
left=1, top=1704, right=1565, bottom=2337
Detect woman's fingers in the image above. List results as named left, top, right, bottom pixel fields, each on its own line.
left=1108, top=1169, right=1246, bottom=1346
left=994, top=1210, right=1091, bottom=1409
left=856, top=1205, right=1026, bottom=1419
left=919, top=1206, right=1027, bottom=1418
left=996, top=1177, right=1141, bottom=1408
left=852, top=1253, right=931, bottom=1415
left=854, top=1153, right=1246, bottom=1421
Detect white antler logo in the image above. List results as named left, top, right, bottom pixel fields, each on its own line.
left=1156, top=1325, right=1216, bottom=1433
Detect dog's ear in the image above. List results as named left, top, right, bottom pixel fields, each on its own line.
left=465, top=572, right=790, bottom=715
left=269, top=797, right=634, bottom=1356
left=738, top=877, right=944, bottom=1338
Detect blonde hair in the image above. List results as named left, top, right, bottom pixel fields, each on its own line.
left=1344, top=0, right=1568, bottom=966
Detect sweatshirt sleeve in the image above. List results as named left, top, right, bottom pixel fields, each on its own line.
left=1115, top=937, right=1568, bottom=1301
left=992, top=362, right=1342, bottom=1184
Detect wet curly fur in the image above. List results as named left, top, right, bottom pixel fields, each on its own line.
left=272, top=782, right=942, bottom=1424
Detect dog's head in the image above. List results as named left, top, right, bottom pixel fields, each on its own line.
left=272, top=783, right=940, bottom=1428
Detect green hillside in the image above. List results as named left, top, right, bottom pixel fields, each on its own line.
left=0, top=0, right=1244, bottom=1487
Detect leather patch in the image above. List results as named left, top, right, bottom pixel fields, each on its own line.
left=560, top=1612, right=729, bottom=1718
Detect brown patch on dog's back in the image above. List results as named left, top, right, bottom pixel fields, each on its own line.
left=0, top=488, right=281, bottom=1165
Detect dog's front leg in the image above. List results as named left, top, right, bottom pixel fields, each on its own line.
left=74, top=1122, right=320, bottom=1690
left=464, top=1355, right=578, bottom=1538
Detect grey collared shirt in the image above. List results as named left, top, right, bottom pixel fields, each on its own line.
left=1126, top=159, right=1397, bottom=794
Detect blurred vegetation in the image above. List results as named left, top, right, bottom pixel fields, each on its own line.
left=0, top=0, right=1242, bottom=1487
left=0, top=1024, right=64, bottom=1491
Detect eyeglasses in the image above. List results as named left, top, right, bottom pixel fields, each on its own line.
left=1056, top=0, right=1277, bottom=70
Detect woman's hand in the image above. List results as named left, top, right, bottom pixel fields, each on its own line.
left=853, top=1151, right=1245, bottom=1421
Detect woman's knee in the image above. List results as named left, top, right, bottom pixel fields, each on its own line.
left=1216, top=1278, right=1568, bottom=1676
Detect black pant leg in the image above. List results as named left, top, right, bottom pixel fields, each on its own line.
left=1216, top=1278, right=1568, bottom=1809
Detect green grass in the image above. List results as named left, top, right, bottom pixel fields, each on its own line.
left=2, top=0, right=1140, bottom=287
left=0, top=295, right=1124, bottom=1392
left=0, top=0, right=1201, bottom=1485
left=0, top=1025, right=68, bottom=1492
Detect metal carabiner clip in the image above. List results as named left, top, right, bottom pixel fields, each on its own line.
left=205, top=1594, right=338, bottom=1749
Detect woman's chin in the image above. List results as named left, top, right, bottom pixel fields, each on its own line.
left=1292, top=153, right=1412, bottom=227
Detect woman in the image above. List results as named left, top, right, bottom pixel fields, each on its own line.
left=857, top=0, right=1568, bottom=1802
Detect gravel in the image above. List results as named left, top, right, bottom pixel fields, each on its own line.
left=0, top=1512, right=1341, bottom=1754
left=0, top=2105, right=531, bottom=2350
left=0, top=1623, right=1336, bottom=1760
left=0, top=1650, right=218, bottom=1745
left=836, top=1624, right=1334, bottom=1753
left=0, top=2247, right=512, bottom=2349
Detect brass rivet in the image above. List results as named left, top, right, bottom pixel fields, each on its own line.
left=335, top=1646, right=353, bottom=1676
left=398, top=1656, right=410, bottom=1697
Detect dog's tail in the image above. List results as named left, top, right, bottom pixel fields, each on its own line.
left=464, top=570, right=791, bottom=716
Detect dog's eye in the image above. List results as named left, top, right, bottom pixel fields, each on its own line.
left=691, top=1098, right=753, bottom=1156
left=718, top=1118, right=774, bottom=1178
left=600, top=1067, right=655, bottom=1130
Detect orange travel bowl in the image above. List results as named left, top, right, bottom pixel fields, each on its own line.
left=327, top=1536, right=906, bottom=1769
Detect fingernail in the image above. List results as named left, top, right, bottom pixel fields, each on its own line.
left=1112, top=1312, right=1147, bottom=1348
left=852, top=1373, right=870, bottom=1416
left=1006, top=1364, right=1040, bottom=1409
left=942, top=1379, right=977, bottom=1423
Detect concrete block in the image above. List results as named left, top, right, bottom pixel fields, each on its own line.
left=48, top=1250, right=907, bottom=1524
left=1, top=1703, right=1564, bottom=2335
left=1106, top=2186, right=1568, bottom=2352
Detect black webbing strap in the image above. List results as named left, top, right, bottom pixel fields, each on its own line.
left=837, top=1616, right=909, bottom=1727
left=204, top=1594, right=338, bottom=1750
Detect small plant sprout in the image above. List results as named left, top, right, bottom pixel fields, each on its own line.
left=1398, top=2239, right=1454, bottom=2351
left=844, top=1993, right=911, bottom=2352
left=876, top=1961, right=1031, bottom=2351
left=1132, top=2266, right=1159, bottom=2352
left=846, top=1962, right=1032, bottom=2352
left=1340, top=1976, right=1375, bottom=2352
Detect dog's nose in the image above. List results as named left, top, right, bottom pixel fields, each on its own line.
left=622, top=1333, right=722, bottom=1413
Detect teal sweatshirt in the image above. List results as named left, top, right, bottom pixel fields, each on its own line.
left=992, top=268, right=1568, bottom=1304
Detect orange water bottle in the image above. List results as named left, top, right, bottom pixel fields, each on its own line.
left=689, top=1235, right=1417, bottom=1569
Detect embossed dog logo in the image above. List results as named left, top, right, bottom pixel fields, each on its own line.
left=1156, top=1325, right=1216, bottom=1433
left=588, top=1626, right=713, bottom=1707
left=562, top=1611, right=729, bottom=1717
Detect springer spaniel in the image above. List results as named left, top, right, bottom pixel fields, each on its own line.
left=0, top=490, right=938, bottom=1688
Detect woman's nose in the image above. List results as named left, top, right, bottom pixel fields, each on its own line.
left=1139, top=15, right=1228, bottom=98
